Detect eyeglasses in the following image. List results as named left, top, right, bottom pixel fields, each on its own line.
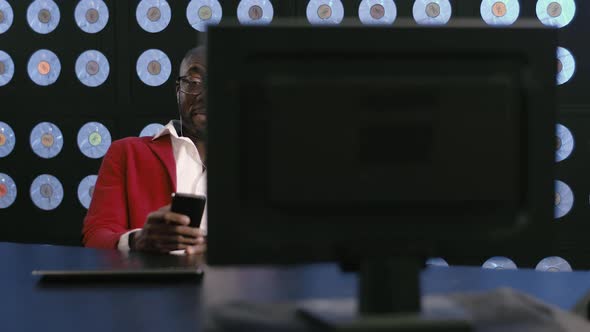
left=177, top=76, right=204, bottom=95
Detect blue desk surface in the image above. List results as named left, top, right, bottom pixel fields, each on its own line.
left=1, top=242, right=589, bottom=331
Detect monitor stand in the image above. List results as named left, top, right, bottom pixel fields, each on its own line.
left=298, top=256, right=473, bottom=332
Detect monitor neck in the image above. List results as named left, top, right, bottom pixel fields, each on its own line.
left=358, top=256, right=422, bottom=315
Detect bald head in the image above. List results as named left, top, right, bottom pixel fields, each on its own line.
left=179, top=46, right=206, bottom=76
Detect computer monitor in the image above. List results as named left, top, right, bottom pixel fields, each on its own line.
left=206, top=21, right=556, bottom=328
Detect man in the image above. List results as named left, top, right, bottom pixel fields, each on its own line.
left=82, top=46, right=208, bottom=255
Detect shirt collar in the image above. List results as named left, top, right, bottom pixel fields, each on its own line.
left=153, top=120, right=180, bottom=141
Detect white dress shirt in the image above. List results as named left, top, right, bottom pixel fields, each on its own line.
left=117, top=121, right=207, bottom=251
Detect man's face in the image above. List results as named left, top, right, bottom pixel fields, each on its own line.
left=176, top=55, right=207, bottom=140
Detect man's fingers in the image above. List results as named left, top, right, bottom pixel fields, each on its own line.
left=145, top=205, right=173, bottom=224
left=143, top=224, right=201, bottom=238
left=149, top=234, right=200, bottom=245
left=162, top=211, right=190, bottom=225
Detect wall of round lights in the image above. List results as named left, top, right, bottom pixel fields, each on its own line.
left=0, top=0, right=583, bottom=268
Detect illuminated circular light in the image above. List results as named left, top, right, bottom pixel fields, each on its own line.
left=0, top=0, right=14, bottom=34
left=76, top=50, right=110, bottom=87
left=139, top=123, right=165, bottom=137
left=535, top=256, right=572, bottom=272
left=136, top=0, right=171, bottom=33
left=482, top=256, right=517, bottom=270
left=37, top=61, right=50, bottom=75
left=318, top=5, right=332, bottom=19
left=77, top=175, right=97, bottom=209
left=425, top=257, right=449, bottom=267
left=28, top=49, right=61, bottom=86
left=556, top=46, right=575, bottom=85
left=136, top=49, right=171, bottom=87
left=27, top=0, right=60, bottom=34
left=0, top=173, right=16, bottom=209
left=237, top=0, right=274, bottom=25
left=75, top=0, right=109, bottom=34
left=187, top=0, right=222, bottom=32
left=77, top=122, right=111, bottom=159
left=0, top=50, right=14, bottom=86
left=0, top=121, right=15, bottom=158
left=41, top=133, right=54, bottom=147
left=555, top=124, right=574, bottom=162
left=30, top=122, right=63, bottom=159
left=359, top=0, right=397, bottom=25
left=536, top=0, right=575, bottom=28
left=86, top=9, right=99, bottom=23
left=249, top=6, right=262, bottom=19
left=480, top=0, right=520, bottom=26
left=307, top=0, right=344, bottom=25
left=413, top=0, right=451, bottom=25
left=554, top=180, right=573, bottom=219
left=199, top=6, right=212, bottom=19
left=147, top=60, right=161, bottom=75
left=147, top=7, right=161, bottom=21
left=30, top=174, right=63, bottom=211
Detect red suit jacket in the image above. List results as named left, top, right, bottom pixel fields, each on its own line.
left=82, top=135, right=177, bottom=249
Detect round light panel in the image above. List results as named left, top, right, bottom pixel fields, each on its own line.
left=480, top=0, right=520, bottom=26
left=30, top=174, right=63, bottom=211
left=76, top=50, right=110, bottom=87
left=75, top=0, right=109, bottom=33
left=413, top=0, right=452, bottom=25
left=482, top=256, right=518, bottom=270
left=554, top=180, right=573, bottom=219
left=187, top=0, right=222, bottom=32
left=27, top=0, right=60, bottom=34
left=555, top=123, right=574, bottom=162
left=28, top=49, right=61, bottom=86
left=0, top=172, right=16, bottom=209
left=136, top=0, right=171, bottom=33
left=536, top=0, right=575, bottom=28
left=359, top=0, right=397, bottom=25
left=307, top=0, right=344, bottom=25
left=0, top=0, right=14, bottom=34
left=0, top=50, right=14, bottom=87
left=535, top=256, right=572, bottom=272
left=136, top=49, right=171, bottom=87
left=0, top=121, right=15, bottom=158
left=237, top=0, right=274, bottom=25
left=77, top=121, right=111, bottom=159
left=30, top=122, right=63, bottom=159
left=556, top=46, right=575, bottom=86
left=78, top=175, right=97, bottom=209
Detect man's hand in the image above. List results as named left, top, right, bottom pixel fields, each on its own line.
left=131, top=204, right=207, bottom=254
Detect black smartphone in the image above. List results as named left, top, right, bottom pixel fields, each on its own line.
left=170, top=193, right=207, bottom=228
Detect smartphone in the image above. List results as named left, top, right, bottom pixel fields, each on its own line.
left=170, top=193, right=207, bottom=228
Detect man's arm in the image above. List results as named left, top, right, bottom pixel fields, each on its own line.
left=82, top=141, right=130, bottom=249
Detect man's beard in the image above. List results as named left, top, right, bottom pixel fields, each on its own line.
left=181, top=115, right=208, bottom=142
left=195, top=126, right=208, bottom=142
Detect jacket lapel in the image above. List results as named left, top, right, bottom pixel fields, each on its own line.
left=147, top=136, right=177, bottom=191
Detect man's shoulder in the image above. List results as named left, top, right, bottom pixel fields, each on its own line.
left=114, top=136, right=154, bottom=146
left=109, top=136, right=170, bottom=152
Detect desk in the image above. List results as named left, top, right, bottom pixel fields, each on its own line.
left=1, top=242, right=590, bottom=331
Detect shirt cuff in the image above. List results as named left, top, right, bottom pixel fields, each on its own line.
left=117, top=229, right=142, bottom=251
